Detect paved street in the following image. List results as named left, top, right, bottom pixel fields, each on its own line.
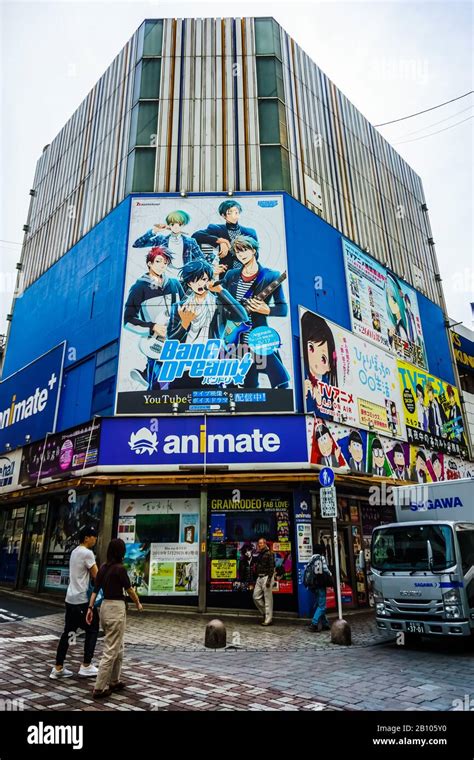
left=0, top=594, right=472, bottom=712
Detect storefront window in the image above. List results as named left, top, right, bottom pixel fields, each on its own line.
left=207, top=491, right=296, bottom=611
left=42, top=491, right=103, bottom=593
left=117, top=496, right=200, bottom=598
left=22, top=504, right=48, bottom=590
left=0, top=507, right=25, bottom=584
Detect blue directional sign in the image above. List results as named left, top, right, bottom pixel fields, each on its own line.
left=319, top=467, right=335, bottom=487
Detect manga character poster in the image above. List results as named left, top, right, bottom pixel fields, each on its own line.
left=300, top=307, right=406, bottom=438
left=115, top=195, right=295, bottom=414
left=397, top=360, right=468, bottom=457
left=342, top=239, right=428, bottom=370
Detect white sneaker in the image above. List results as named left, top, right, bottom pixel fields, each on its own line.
left=78, top=663, right=99, bottom=677
left=50, top=666, right=73, bottom=679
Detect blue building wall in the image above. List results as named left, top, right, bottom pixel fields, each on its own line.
left=3, top=196, right=131, bottom=429
left=3, top=191, right=455, bottom=430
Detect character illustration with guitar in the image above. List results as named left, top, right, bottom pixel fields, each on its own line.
left=132, top=209, right=212, bottom=278
left=123, top=246, right=184, bottom=389
left=222, top=236, right=290, bottom=389
left=192, top=200, right=258, bottom=280
left=166, top=259, right=248, bottom=387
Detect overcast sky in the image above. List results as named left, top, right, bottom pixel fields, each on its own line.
left=1, top=0, right=473, bottom=341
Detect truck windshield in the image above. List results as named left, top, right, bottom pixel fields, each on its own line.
left=372, top=524, right=455, bottom=572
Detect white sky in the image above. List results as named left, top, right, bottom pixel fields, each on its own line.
left=1, top=0, right=473, bottom=341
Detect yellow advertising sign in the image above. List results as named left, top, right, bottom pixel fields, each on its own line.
left=211, top=560, right=237, bottom=580
left=397, top=360, right=467, bottom=455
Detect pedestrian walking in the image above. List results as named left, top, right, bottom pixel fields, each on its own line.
left=50, top=526, right=100, bottom=680
left=86, top=538, right=143, bottom=699
left=304, top=543, right=333, bottom=632
left=252, top=537, right=275, bottom=626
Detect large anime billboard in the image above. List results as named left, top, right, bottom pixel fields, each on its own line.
left=342, top=239, right=428, bottom=370
left=115, top=196, right=295, bottom=414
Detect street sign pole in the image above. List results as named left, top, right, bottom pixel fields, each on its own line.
left=319, top=470, right=342, bottom=621
left=332, top=513, right=343, bottom=621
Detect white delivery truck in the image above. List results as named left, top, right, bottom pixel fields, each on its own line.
left=369, top=478, right=474, bottom=640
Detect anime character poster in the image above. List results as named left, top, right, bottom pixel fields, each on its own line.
left=383, top=439, right=411, bottom=481
left=328, top=423, right=368, bottom=474
left=115, top=195, right=295, bottom=414
left=300, top=307, right=406, bottom=438
left=310, top=418, right=348, bottom=469
left=397, top=360, right=468, bottom=457
left=342, top=239, right=428, bottom=370
left=366, top=433, right=394, bottom=477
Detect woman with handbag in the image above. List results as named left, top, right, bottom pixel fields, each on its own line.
left=86, top=538, right=143, bottom=699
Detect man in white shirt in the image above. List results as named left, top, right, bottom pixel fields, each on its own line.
left=50, top=526, right=99, bottom=679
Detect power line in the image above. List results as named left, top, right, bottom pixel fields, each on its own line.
left=396, top=104, right=473, bottom=139
left=394, top=115, right=473, bottom=145
left=375, top=90, right=473, bottom=127
left=0, top=239, right=22, bottom=246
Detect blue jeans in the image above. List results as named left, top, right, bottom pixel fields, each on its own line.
left=311, top=588, right=330, bottom=628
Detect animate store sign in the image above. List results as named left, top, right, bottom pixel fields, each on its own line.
left=0, top=343, right=65, bottom=453
left=98, top=414, right=313, bottom=470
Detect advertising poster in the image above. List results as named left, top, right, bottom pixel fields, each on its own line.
left=43, top=491, right=103, bottom=592
left=0, top=448, right=23, bottom=493
left=116, top=195, right=295, bottom=415
left=397, top=361, right=468, bottom=457
left=118, top=498, right=200, bottom=596
left=342, top=239, right=427, bottom=369
left=208, top=492, right=293, bottom=594
left=310, top=417, right=348, bottom=469
left=20, top=419, right=101, bottom=484
left=300, top=307, right=405, bottom=438
left=0, top=343, right=65, bottom=453
left=383, top=439, right=411, bottom=481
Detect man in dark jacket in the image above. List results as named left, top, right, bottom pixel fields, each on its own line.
left=192, top=200, right=258, bottom=276
left=252, top=538, right=275, bottom=626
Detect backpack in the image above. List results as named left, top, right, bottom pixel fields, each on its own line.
left=303, top=554, right=332, bottom=589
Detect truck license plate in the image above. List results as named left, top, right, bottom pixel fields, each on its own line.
left=406, top=622, right=424, bottom=634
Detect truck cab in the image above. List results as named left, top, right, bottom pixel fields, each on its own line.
left=370, top=478, right=474, bottom=640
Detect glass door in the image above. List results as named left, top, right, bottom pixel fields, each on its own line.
left=20, top=504, right=48, bottom=591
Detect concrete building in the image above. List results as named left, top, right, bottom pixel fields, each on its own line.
left=1, top=18, right=471, bottom=617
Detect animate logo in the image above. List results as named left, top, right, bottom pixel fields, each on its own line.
left=127, top=423, right=281, bottom=457
left=409, top=496, right=463, bottom=512
left=0, top=373, right=57, bottom=431
left=129, top=427, right=158, bottom=455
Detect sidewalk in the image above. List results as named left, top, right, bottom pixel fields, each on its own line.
left=0, top=608, right=386, bottom=712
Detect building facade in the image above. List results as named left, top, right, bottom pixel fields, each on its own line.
left=1, top=18, right=471, bottom=617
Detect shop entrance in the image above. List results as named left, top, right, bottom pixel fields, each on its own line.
left=207, top=490, right=297, bottom=612
left=0, top=507, right=26, bottom=585
left=19, top=504, right=49, bottom=591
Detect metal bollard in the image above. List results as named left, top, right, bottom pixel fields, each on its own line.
left=205, top=619, right=227, bottom=649
left=330, top=618, right=352, bottom=646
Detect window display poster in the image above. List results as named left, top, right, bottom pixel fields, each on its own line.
left=300, top=307, right=405, bottom=438
left=342, top=239, right=427, bottom=370
left=397, top=360, right=468, bottom=457
left=119, top=498, right=200, bottom=596
left=208, top=492, right=293, bottom=594
left=43, top=491, right=103, bottom=592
